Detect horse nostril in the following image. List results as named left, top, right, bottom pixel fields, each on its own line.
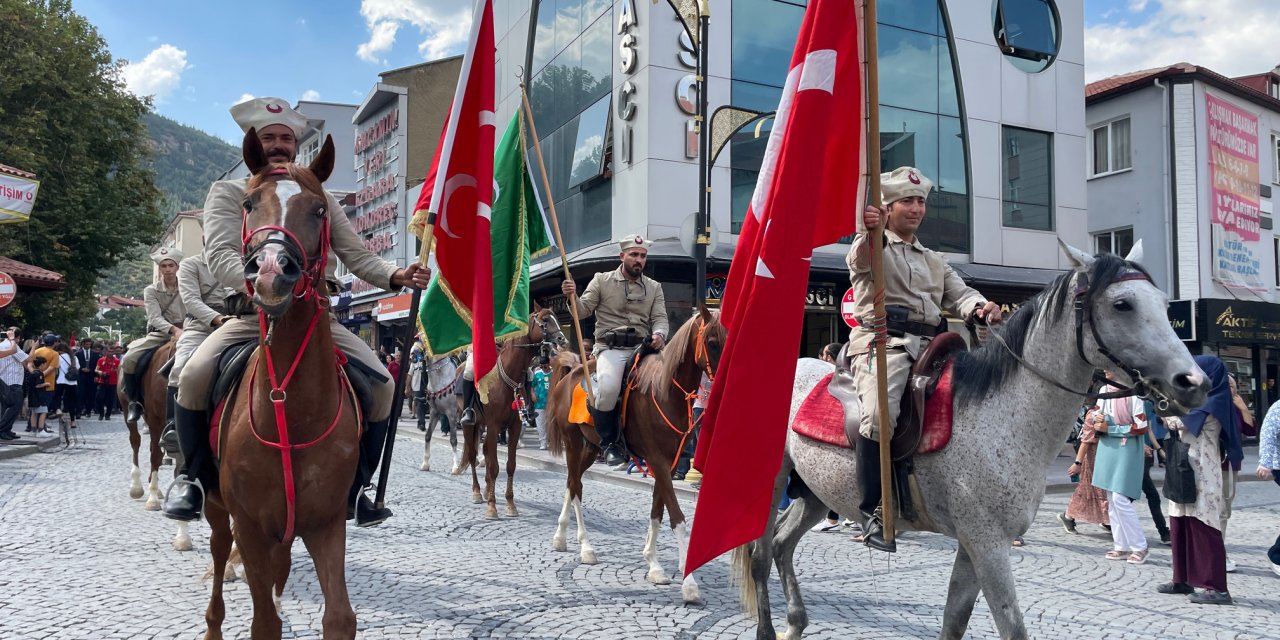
left=1173, top=372, right=1203, bottom=391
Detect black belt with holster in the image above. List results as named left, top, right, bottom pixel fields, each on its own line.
left=885, top=305, right=945, bottom=338
left=600, top=327, right=646, bottom=349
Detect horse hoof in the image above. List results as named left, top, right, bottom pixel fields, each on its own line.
left=129, top=487, right=144, bottom=500
left=682, top=577, right=703, bottom=606
left=224, top=565, right=239, bottom=582
left=419, top=462, right=431, bottom=472
left=647, top=569, right=672, bottom=585
left=450, top=466, right=462, bottom=475
left=580, top=549, right=598, bottom=565
left=472, top=494, right=484, bottom=504
left=173, top=535, right=193, bottom=552
left=143, top=498, right=162, bottom=511
left=505, top=507, right=518, bottom=517
left=485, top=508, right=499, bottom=520
left=552, top=537, right=567, bottom=552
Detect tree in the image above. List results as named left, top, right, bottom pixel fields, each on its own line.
left=0, top=0, right=163, bottom=334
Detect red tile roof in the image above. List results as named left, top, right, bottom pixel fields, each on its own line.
left=1087, top=62, right=1280, bottom=112
left=0, top=256, right=64, bottom=290
left=96, top=295, right=144, bottom=310
left=0, top=164, right=36, bottom=180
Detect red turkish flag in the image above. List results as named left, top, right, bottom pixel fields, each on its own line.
left=686, top=0, right=863, bottom=573
left=410, top=0, right=498, bottom=393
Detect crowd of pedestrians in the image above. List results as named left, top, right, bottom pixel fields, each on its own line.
left=0, top=326, right=125, bottom=442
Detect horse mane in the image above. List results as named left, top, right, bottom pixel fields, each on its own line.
left=632, top=311, right=720, bottom=402
left=952, top=253, right=1147, bottom=405
left=246, top=163, right=323, bottom=196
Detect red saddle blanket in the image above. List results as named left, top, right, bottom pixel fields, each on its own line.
left=792, top=362, right=957, bottom=455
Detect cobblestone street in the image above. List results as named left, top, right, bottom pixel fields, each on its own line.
left=2, top=418, right=1278, bottom=639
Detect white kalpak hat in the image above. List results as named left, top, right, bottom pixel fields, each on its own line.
left=881, top=166, right=933, bottom=206
left=229, top=97, right=307, bottom=138
left=618, top=234, right=651, bottom=252
left=150, top=246, right=183, bottom=264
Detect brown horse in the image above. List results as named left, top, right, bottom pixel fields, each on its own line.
left=120, top=339, right=174, bottom=511
left=200, top=131, right=362, bottom=640
left=545, top=308, right=724, bottom=605
left=462, top=308, right=566, bottom=519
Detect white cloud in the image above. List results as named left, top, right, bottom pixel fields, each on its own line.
left=301, top=89, right=321, bottom=101
left=120, top=44, right=189, bottom=102
left=357, top=0, right=472, bottom=64
left=235, top=93, right=255, bottom=105
left=1085, top=0, right=1280, bottom=82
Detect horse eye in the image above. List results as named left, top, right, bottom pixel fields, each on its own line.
left=243, top=200, right=253, bottom=213
left=1113, top=300, right=1133, bottom=312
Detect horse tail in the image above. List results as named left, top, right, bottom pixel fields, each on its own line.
left=730, top=543, right=759, bottom=619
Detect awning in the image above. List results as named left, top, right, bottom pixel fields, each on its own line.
left=950, top=262, right=1065, bottom=290
left=0, top=256, right=64, bottom=290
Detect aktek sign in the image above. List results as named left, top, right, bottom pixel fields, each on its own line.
left=1206, top=93, right=1264, bottom=293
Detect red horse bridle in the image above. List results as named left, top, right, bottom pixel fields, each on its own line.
left=240, top=168, right=354, bottom=542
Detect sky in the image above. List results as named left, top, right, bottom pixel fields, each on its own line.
left=73, top=0, right=1280, bottom=143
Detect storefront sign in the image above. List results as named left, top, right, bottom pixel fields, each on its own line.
left=0, top=171, right=39, bottom=223
left=806, top=284, right=837, bottom=310
left=354, top=109, right=399, bottom=154
left=616, top=0, right=637, bottom=165
left=675, top=22, right=698, bottom=159
left=1167, top=299, right=1196, bottom=342
left=1206, top=93, right=1265, bottom=292
left=1203, top=298, right=1280, bottom=344
left=352, top=98, right=405, bottom=300
left=375, top=293, right=414, bottom=322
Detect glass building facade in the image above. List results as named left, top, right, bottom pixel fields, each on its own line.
left=729, top=0, right=972, bottom=253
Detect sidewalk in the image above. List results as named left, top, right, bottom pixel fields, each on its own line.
left=396, top=416, right=1267, bottom=498
left=0, top=428, right=66, bottom=461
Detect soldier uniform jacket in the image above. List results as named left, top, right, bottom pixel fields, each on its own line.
left=845, top=229, right=986, bottom=356
left=178, top=255, right=235, bottom=332
left=143, top=282, right=185, bottom=335
left=202, top=178, right=398, bottom=295
left=572, top=267, right=670, bottom=344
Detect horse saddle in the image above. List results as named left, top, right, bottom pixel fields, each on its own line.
left=818, top=332, right=967, bottom=460
left=156, top=356, right=176, bottom=379
left=137, top=347, right=160, bottom=380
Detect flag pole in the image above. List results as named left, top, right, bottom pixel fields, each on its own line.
left=519, top=83, right=595, bottom=400
left=863, top=0, right=895, bottom=549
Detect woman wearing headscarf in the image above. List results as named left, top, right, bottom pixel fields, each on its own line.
left=1090, top=371, right=1150, bottom=564
left=1157, top=355, right=1236, bottom=605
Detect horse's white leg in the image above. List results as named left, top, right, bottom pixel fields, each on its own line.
left=644, top=517, right=670, bottom=584
left=420, top=435, right=432, bottom=472
left=129, top=464, right=143, bottom=500
left=143, top=471, right=162, bottom=510
left=962, top=541, right=1028, bottom=640
left=173, top=521, right=193, bottom=551
left=552, top=489, right=571, bottom=552
left=573, top=497, right=597, bottom=564
left=451, top=444, right=463, bottom=475
left=674, top=521, right=702, bottom=605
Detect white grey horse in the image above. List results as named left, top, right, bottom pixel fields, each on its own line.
left=735, top=242, right=1209, bottom=640
left=419, top=355, right=464, bottom=474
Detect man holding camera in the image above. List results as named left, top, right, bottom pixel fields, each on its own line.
left=560, top=234, right=669, bottom=466
left=846, top=167, right=1002, bottom=551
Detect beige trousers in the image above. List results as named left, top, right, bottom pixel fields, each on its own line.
left=176, top=315, right=393, bottom=420
left=167, top=327, right=211, bottom=387
left=851, top=347, right=915, bottom=442
left=591, top=347, right=632, bottom=411
left=122, top=332, right=172, bottom=375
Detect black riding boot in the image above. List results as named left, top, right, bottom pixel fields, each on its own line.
left=459, top=379, right=478, bottom=427
left=856, top=439, right=897, bottom=553
left=348, top=418, right=393, bottom=527
left=161, top=405, right=210, bottom=522
left=588, top=406, right=626, bottom=466
left=159, top=387, right=179, bottom=454
left=121, top=371, right=144, bottom=423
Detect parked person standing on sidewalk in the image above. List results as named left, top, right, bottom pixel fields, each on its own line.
left=95, top=345, right=121, bottom=420
left=1256, top=397, right=1280, bottom=576
left=1142, top=398, right=1172, bottom=545
left=76, top=339, right=100, bottom=418
left=30, top=336, right=59, bottom=434
left=1158, top=355, right=1235, bottom=605
left=530, top=362, right=550, bottom=450
left=53, top=343, right=80, bottom=428
left=1091, top=373, right=1150, bottom=564
left=0, top=327, right=27, bottom=440
left=1059, top=401, right=1110, bottom=534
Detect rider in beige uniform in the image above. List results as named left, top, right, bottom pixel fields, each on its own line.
left=162, top=97, right=431, bottom=526
left=158, top=252, right=235, bottom=446
left=846, top=167, right=1001, bottom=551
left=559, top=234, right=669, bottom=465
left=121, top=247, right=186, bottom=422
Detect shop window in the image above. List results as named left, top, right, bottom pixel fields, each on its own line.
left=993, top=0, right=1060, bottom=73
left=569, top=95, right=610, bottom=188
left=1002, top=126, right=1054, bottom=231
left=1090, top=117, right=1132, bottom=177
left=1093, top=227, right=1134, bottom=257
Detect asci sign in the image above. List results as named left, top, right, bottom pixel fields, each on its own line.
left=351, top=100, right=405, bottom=300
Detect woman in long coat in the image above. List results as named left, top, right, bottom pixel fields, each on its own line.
left=1158, top=355, right=1235, bottom=605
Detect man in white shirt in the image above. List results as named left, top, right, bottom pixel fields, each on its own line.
left=0, top=326, right=29, bottom=440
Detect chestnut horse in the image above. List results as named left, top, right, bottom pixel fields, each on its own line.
left=545, top=308, right=724, bottom=605
left=462, top=308, right=566, bottom=519
left=121, top=338, right=174, bottom=513
left=200, top=131, right=362, bottom=640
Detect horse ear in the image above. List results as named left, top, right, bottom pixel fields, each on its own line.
left=1058, top=238, right=1095, bottom=270
left=1123, top=238, right=1144, bottom=264
left=309, top=135, right=335, bottom=183
left=698, top=304, right=712, bottom=323
left=243, top=127, right=269, bottom=175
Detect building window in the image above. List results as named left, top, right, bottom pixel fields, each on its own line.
left=1091, top=117, right=1131, bottom=177
left=1272, top=134, right=1280, bottom=184
left=297, top=136, right=321, bottom=168
left=1002, top=126, right=1053, bottom=231
left=1094, top=228, right=1134, bottom=257
left=993, top=0, right=1060, bottom=72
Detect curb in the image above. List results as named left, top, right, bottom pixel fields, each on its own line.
left=0, top=434, right=65, bottom=461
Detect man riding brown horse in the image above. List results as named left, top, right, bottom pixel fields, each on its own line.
left=120, top=247, right=186, bottom=422
left=846, top=166, right=1002, bottom=551
left=162, top=97, right=431, bottom=526
left=554, top=234, right=669, bottom=466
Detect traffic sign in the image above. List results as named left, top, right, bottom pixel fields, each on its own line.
left=0, top=272, right=14, bottom=308
left=841, top=287, right=858, bottom=328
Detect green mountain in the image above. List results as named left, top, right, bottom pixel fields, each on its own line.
left=95, top=114, right=239, bottom=297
